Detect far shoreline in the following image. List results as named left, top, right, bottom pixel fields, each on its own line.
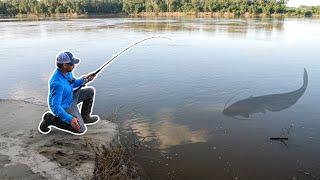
left=1, top=12, right=320, bottom=20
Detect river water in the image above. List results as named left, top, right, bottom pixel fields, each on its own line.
left=0, top=17, right=319, bottom=179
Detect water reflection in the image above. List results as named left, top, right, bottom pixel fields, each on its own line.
left=118, top=18, right=284, bottom=38
left=124, top=108, right=208, bottom=149
left=0, top=18, right=285, bottom=40
left=223, top=69, right=308, bottom=118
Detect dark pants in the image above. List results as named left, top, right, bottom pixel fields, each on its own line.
left=67, top=87, right=95, bottom=133
left=51, top=87, right=95, bottom=134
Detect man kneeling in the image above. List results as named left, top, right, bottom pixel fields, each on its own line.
left=39, top=51, right=99, bottom=135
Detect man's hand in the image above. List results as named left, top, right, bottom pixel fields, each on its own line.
left=71, top=118, right=81, bottom=132
left=82, top=72, right=96, bottom=84
left=84, top=72, right=96, bottom=83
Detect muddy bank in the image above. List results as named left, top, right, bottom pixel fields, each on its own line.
left=0, top=99, right=118, bottom=179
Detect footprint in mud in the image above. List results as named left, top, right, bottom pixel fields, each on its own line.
left=38, top=138, right=95, bottom=169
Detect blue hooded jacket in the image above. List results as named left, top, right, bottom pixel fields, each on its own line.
left=48, top=69, right=84, bottom=124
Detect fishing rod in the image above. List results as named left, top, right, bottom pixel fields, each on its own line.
left=74, top=36, right=171, bottom=92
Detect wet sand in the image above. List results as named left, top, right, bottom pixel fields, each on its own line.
left=0, top=99, right=118, bottom=179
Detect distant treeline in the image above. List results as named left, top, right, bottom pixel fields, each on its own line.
left=0, top=0, right=320, bottom=17
left=0, top=0, right=122, bottom=15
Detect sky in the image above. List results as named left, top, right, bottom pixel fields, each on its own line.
left=287, top=0, right=320, bottom=7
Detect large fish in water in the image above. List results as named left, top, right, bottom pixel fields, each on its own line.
left=223, top=68, right=308, bottom=118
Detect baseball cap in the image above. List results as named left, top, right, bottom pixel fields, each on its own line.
left=56, top=51, right=80, bottom=64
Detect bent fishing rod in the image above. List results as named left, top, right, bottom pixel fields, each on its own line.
left=74, top=36, right=171, bottom=92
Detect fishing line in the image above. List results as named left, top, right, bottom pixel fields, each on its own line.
left=75, top=36, right=171, bottom=92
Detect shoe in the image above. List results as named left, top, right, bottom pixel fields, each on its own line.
left=40, top=112, right=53, bottom=133
left=83, top=115, right=99, bottom=124
left=81, top=99, right=99, bottom=124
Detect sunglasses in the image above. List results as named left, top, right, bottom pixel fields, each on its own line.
left=66, top=63, right=75, bottom=66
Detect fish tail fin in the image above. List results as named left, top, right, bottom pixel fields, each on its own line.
left=303, top=68, right=308, bottom=88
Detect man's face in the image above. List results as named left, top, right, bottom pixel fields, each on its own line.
left=63, top=63, right=75, bottom=72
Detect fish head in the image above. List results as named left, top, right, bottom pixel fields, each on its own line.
left=223, top=103, right=248, bottom=117
left=222, top=105, right=238, bottom=116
